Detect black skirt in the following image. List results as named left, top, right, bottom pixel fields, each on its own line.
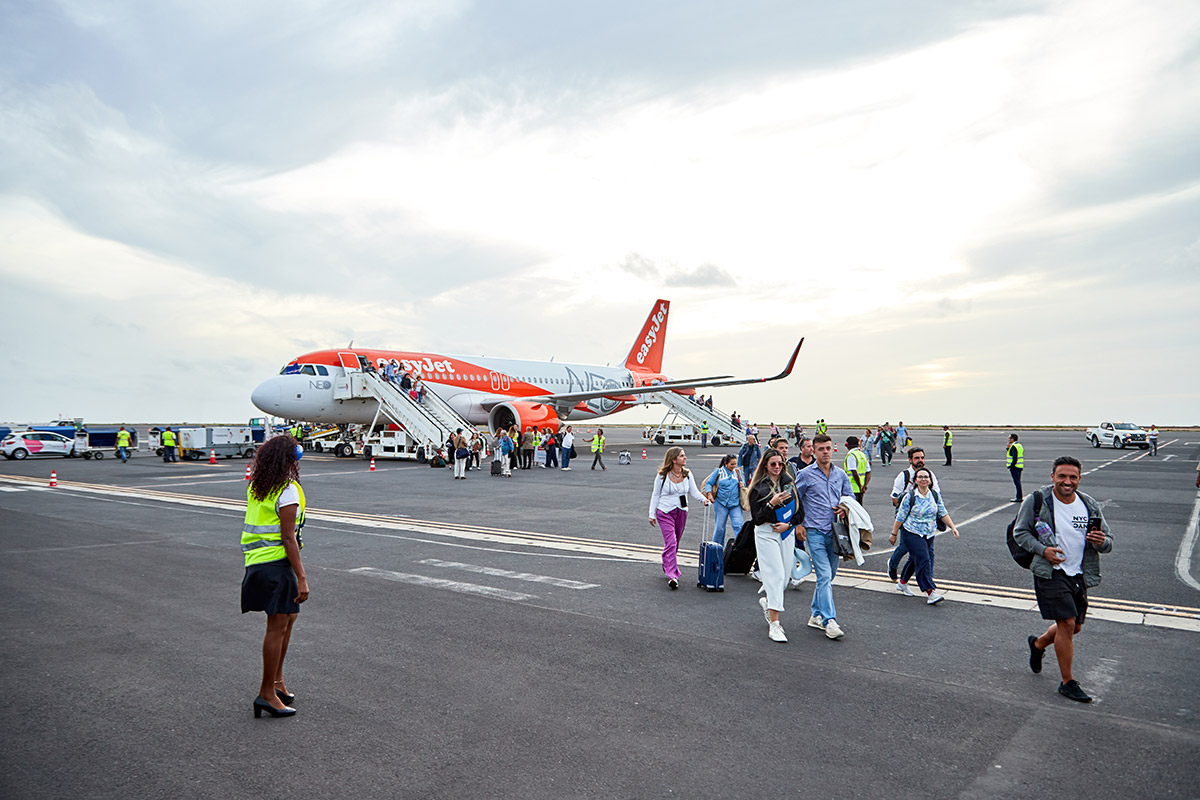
left=241, top=559, right=300, bottom=615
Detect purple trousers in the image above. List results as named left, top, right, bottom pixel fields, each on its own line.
left=657, top=507, right=688, bottom=580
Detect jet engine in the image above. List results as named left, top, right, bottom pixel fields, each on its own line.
left=488, top=401, right=561, bottom=434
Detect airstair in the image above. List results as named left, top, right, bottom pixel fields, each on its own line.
left=649, top=390, right=746, bottom=447
left=351, top=372, right=480, bottom=452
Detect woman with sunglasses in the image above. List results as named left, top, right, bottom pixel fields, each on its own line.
left=748, top=450, right=803, bottom=642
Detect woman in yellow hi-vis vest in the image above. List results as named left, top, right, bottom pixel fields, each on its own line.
left=589, top=428, right=607, bottom=471
left=242, top=435, right=309, bottom=718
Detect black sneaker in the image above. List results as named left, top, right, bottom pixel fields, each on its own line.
left=1028, top=635, right=1044, bottom=674
left=1058, top=680, right=1092, bottom=703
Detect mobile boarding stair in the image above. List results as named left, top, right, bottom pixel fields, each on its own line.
left=649, top=390, right=746, bottom=447
left=346, top=372, right=481, bottom=459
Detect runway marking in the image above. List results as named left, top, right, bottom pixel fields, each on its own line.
left=3, top=473, right=1198, bottom=628
left=415, top=558, right=600, bottom=589
left=347, top=567, right=536, bottom=601
left=1083, top=656, right=1120, bottom=698
left=1163, top=455, right=1177, bottom=462
left=1175, top=490, right=1200, bottom=593
left=1, top=538, right=167, bottom=555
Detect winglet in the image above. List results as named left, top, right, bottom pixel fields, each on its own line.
left=624, top=299, right=670, bottom=374
left=766, top=338, right=803, bottom=382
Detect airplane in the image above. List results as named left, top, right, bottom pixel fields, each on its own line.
left=249, top=299, right=802, bottom=433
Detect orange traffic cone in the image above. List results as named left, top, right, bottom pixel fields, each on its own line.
left=244, top=465, right=252, bottom=481
left=209, top=449, right=217, bottom=464
left=49, top=470, right=58, bottom=488
left=834, top=445, right=838, bottom=453
left=641, top=449, right=647, bottom=459
left=370, top=457, right=376, bottom=471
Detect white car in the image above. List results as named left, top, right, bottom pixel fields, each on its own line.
left=1, top=431, right=79, bottom=460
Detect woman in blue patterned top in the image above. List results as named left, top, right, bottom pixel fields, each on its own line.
left=888, top=467, right=959, bottom=605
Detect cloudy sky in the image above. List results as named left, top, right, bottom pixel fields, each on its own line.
left=2, top=0, right=1197, bottom=426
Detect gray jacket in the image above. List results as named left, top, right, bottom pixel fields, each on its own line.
left=1013, top=485, right=1112, bottom=587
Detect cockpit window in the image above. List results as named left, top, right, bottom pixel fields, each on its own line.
left=316, top=365, right=329, bottom=376
left=300, top=365, right=317, bottom=375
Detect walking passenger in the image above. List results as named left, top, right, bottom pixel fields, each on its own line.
left=452, top=429, right=469, bottom=479
left=897, top=421, right=909, bottom=448
left=589, top=428, right=607, bottom=470
left=793, top=434, right=853, bottom=640
left=737, top=434, right=762, bottom=481
left=1007, top=434, right=1025, bottom=501
left=648, top=447, right=710, bottom=589
left=560, top=426, right=574, bottom=470
left=748, top=450, right=803, bottom=643
left=544, top=429, right=559, bottom=468
left=888, top=447, right=941, bottom=586
left=888, top=467, right=959, bottom=604
left=1148, top=425, right=1159, bottom=456
left=772, top=438, right=796, bottom=480
left=520, top=427, right=535, bottom=470
left=787, top=437, right=814, bottom=475
left=1015, top=456, right=1113, bottom=703
left=702, top=454, right=745, bottom=546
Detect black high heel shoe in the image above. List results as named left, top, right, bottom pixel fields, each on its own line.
left=275, top=688, right=295, bottom=704
left=253, top=696, right=296, bottom=718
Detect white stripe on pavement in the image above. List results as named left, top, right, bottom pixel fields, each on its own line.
left=347, top=567, right=537, bottom=601
left=1175, top=491, right=1200, bottom=593
left=415, top=558, right=599, bottom=589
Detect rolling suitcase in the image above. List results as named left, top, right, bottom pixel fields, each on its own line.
left=697, top=503, right=724, bottom=592
left=491, top=459, right=502, bottom=476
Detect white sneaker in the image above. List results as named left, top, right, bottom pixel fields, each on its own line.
left=759, top=596, right=771, bottom=623
left=807, top=615, right=825, bottom=630
left=896, top=581, right=915, bottom=597
left=824, top=619, right=845, bottom=640
left=788, top=578, right=804, bottom=590
left=927, top=592, right=945, bottom=605
left=562, top=467, right=572, bottom=471
left=750, top=569, right=761, bottom=582
left=768, top=621, right=787, bottom=642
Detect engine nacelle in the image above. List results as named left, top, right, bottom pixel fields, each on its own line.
left=488, top=401, right=561, bottom=435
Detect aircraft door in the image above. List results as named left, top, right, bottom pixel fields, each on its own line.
left=338, top=352, right=361, bottom=371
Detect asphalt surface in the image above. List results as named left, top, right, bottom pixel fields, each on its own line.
left=2, top=429, right=1198, bottom=799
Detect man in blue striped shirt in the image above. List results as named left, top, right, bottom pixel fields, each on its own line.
left=794, top=434, right=854, bottom=640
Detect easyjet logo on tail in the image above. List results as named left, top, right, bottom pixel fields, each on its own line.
left=625, top=299, right=670, bottom=374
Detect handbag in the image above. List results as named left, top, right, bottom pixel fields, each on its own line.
left=570, top=445, right=578, bottom=459
left=832, top=518, right=854, bottom=557
left=737, top=468, right=750, bottom=511
left=455, top=447, right=469, bottom=459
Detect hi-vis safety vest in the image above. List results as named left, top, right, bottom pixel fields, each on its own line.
left=845, top=449, right=868, bottom=492
left=701, top=422, right=708, bottom=434
left=116, top=430, right=131, bottom=447
left=162, top=431, right=176, bottom=447
left=1008, top=442, right=1024, bottom=469
left=242, top=481, right=306, bottom=567
left=944, top=430, right=953, bottom=446
left=817, top=421, right=827, bottom=435
left=591, top=435, right=605, bottom=452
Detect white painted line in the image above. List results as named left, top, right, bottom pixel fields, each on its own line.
left=1132, top=452, right=1148, bottom=462
left=2, top=539, right=167, bottom=555
left=415, top=558, right=600, bottom=589
left=1082, top=656, right=1119, bottom=696
left=1163, top=455, right=1177, bottom=462
left=347, top=566, right=536, bottom=601
left=1174, top=491, right=1200, bottom=593
left=0, top=486, right=26, bottom=492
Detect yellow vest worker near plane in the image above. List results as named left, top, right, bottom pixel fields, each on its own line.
left=161, top=427, right=177, bottom=463
left=1007, top=434, right=1025, bottom=502
left=242, top=435, right=308, bottom=719
left=250, top=300, right=803, bottom=436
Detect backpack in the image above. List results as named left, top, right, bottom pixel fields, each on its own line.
left=1005, top=493, right=1044, bottom=569
left=898, top=488, right=947, bottom=532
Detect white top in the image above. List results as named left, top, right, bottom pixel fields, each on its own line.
left=561, top=432, right=574, bottom=448
left=276, top=483, right=300, bottom=510
left=891, top=467, right=940, bottom=498
left=649, top=472, right=707, bottom=516
left=1053, top=495, right=1089, bottom=576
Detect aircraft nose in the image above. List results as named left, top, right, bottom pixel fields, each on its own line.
left=251, top=379, right=283, bottom=413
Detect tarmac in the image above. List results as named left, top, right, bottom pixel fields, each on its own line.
left=1, top=428, right=1198, bottom=799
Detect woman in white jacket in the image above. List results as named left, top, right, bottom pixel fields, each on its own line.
left=649, top=447, right=710, bottom=589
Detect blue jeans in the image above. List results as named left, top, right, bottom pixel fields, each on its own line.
left=711, top=503, right=743, bottom=546
left=899, top=529, right=936, bottom=593
left=806, top=529, right=838, bottom=623
left=117, top=446, right=128, bottom=462
left=560, top=446, right=571, bottom=468
left=891, top=536, right=936, bottom=583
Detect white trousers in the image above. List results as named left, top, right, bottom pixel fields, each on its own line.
left=454, top=456, right=467, bottom=478
left=754, top=524, right=795, bottom=613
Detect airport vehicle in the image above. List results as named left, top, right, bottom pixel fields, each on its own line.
left=2, top=430, right=82, bottom=460
left=177, top=426, right=259, bottom=460
left=1086, top=421, right=1150, bottom=450
left=250, top=299, right=801, bottom=452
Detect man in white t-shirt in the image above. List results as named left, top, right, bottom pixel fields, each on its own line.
left=1013, top=456, right=1113, bottom=703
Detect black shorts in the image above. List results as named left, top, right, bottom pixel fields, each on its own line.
left=1034, top=570, right=1088, bottom=624
left=241, top=559, right=299, bottom=615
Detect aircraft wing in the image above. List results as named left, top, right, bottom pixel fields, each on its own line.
left=488, top=339, right=803, bottom=406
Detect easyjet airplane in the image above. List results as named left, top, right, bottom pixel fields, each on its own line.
left=250, top=299, right=802, bottom=433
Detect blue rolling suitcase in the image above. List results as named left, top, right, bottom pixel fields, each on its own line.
left=697, top=504, right=724, bottom=592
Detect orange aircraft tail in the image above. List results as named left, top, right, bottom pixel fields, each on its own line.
left=624, top=299, right=670, bottom=374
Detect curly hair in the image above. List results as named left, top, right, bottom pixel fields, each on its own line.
left=249, top=435, right=300, bottom=501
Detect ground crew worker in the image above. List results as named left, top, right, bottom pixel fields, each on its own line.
left=242, top=435, right=309, bottom=718
left=589, top=428, right=607, bottom=471
left=844, top=436, right=870, bottom=503
left=290, top=423, right=302, bottom=441
left=816, top=419, right=827, bottom=436
left=116, top=426, right=132, bottom=463
left=1007, top=433, right=1024, bottom=501
left=161, top=427, right=177, bottom=463
left=942, top=425, right=953, bottom=466
left=701, top=421, right=709, bottom=449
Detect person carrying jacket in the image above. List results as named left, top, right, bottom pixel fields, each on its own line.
left=1013, top=456, right=1113, bottom=703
